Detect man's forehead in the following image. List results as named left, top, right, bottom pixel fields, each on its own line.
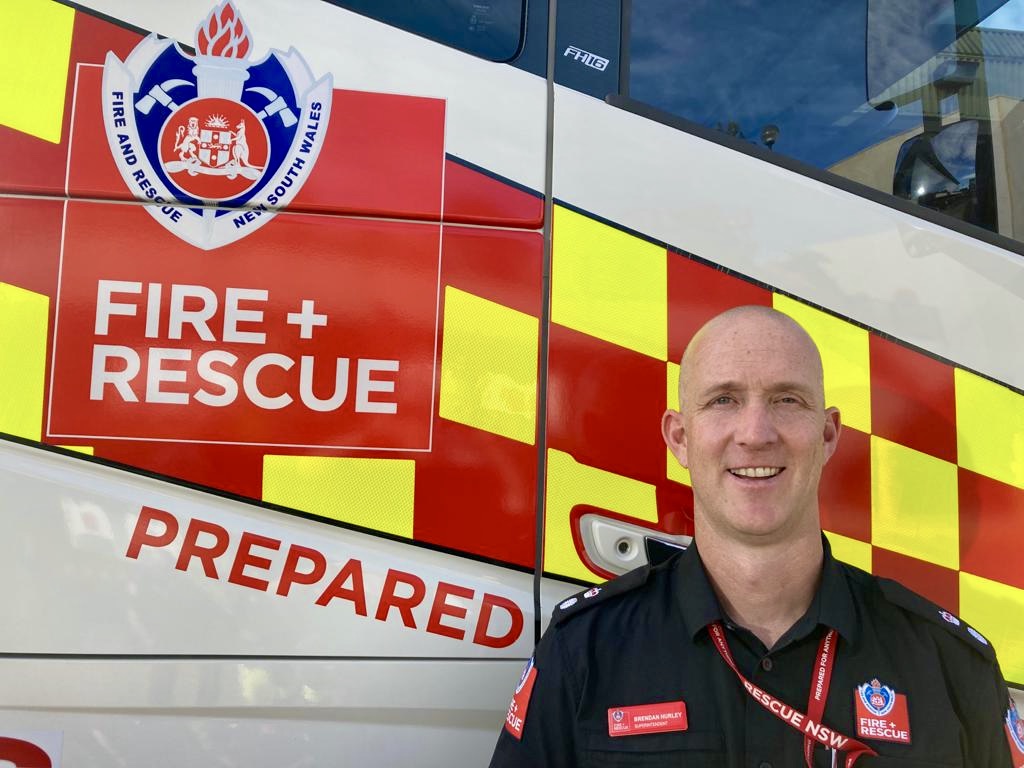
left=680, top=307, right=824, bottom=393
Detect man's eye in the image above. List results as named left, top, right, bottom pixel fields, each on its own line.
left=712, top=396, right=733, bottom=405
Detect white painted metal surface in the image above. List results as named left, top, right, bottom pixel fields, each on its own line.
left=0, top=658, right=525, bottom=767
left=0, top=439, right=570, bottom=657
left=0, top=439, right=577, bottom=765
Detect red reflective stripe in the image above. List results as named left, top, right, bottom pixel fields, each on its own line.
left=708, top=622, right=877, bottom=767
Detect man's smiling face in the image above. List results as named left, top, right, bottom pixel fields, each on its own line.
left=663, top=308, right=841, bottom=546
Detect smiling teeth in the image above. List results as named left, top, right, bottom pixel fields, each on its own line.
left=731, top=467, right=781, bottom=478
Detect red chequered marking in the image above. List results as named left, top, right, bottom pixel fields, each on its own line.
left=443, top=159, right=543, bottom=229
left=870, top=335, right=956, bottom=464
left=88, top=440, right=266, bottom=500
left=654, top=480, right=695, bottom=537
left=0, top=197, right=63, bottom=299
left=0, top=197, right=64, bottom=414
left=440, top=226, right=543, bottom=318
left=294, top=89, right=445, bottom=219
left=873, top=546, right=959, bottom=614
left=547, top=324, right=668, bottom=485
left=413, top=418, right=536, bottom=568
left=820, top=426, right=871, bottom=542
left=667, top=253, right=772, bottom=363
left=959, top=467, right=1024, bottom=591
left=0, top=11, right=141, bottom=197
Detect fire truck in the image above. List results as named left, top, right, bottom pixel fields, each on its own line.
left=1, top=0, right=1022, bottom=765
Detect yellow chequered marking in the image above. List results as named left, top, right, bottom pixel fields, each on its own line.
left=263, top=456, right=415, bottom=539
left=665, top=361, right=691, bottom=486
left=0, top=0, right=74, bottom=143
left=824, top=530, right=872, bottom=572
left=773, top=295, right=871, bottom=434
left=439, top=287, right=538, bottom=445
left=955, top=368, right=1024, bottom=489
left=551, top=205, right=667, bottom=360
left=959, top=571, right=1024, bottom=685
left=546, top=449, right=658, bottom=581
left=0, top=283, right=49, bottom=440
left=59, top=446, right=94, bottom=455
left=871, top=436, right=958, bottom=569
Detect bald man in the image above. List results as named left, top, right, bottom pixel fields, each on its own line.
left=490, top=306, right=1021, bottom=767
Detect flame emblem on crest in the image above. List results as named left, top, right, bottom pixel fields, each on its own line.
left=197, top=1, right=252, bottom=58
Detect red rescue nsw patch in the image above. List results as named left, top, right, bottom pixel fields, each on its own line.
left=504, top=656, right=537, bottom=740
left=608, top=701, right=688, bottom=736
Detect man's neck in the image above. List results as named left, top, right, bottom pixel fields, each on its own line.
left=697, top=526, right=824, bottom=650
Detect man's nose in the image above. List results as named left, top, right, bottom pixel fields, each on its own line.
left=734, top=402, right=779, bottom=446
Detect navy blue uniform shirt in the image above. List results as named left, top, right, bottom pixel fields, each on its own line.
left=489, top=538, right=1018, bottom=767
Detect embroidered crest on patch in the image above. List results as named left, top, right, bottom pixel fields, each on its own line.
left=101, top=0, right=332, bottom=249
left=584, top=587, right=601, bottom=599
left=1006, top=696, right=1024, bottom=760
left=855, top=679, right=911, bottom=744
left=504, top=656, right=537, bottom=740
left=939, top=610, right=960, bottom=626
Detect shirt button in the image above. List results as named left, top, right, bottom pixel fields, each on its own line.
left=761, top=657, right=773, bottom=672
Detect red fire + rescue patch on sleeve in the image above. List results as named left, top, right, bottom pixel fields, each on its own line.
left=1006, top=696, right=1024, bottom=767
left=504, top=656, right=537, bottom=740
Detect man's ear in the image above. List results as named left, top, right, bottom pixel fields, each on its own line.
left=821, top=406, right=842, bottom=464
left=662, top=409, right=688, bottom=468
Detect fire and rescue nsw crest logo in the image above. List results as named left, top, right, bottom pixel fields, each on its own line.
left=858, top=678, right=896, bottom=717
left=101, top=1, right=332, bottom=249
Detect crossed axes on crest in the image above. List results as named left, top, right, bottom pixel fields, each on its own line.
left=135, top=79, right=298, bottom=128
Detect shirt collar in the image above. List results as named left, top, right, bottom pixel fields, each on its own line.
left=674, top=540, right=727, bottom=640
left=674, top=533, right=859, bottom=646
left=816, top=534, right=859, bottom=645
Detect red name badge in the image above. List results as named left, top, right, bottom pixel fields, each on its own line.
left=854, top=680, right=911, bottom=744
left=608, top=701, right=688, bottom=737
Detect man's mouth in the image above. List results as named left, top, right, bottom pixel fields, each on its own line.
left=728, top=467, right=783, bottom=479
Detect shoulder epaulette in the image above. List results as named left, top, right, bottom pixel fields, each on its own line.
left=878, top=577, right=995, bottom=662
left=551, top=564, right=652, bottom=625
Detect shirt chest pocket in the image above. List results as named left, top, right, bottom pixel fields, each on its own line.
left=581, top=730, right=726, bottom=767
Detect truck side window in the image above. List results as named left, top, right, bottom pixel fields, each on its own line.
left=621, top=0, right=1024, bottom=247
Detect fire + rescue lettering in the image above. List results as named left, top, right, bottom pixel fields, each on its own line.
left=90, top=279, right=399, bottom=412
left=126, top=506, right=523, bottom=648
left=506, top=698, right=524, bottom=733
left=858, top=717, right=910, bottom=741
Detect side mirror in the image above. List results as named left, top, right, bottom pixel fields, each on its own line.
left=892, top=119, right=996, bottom=231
